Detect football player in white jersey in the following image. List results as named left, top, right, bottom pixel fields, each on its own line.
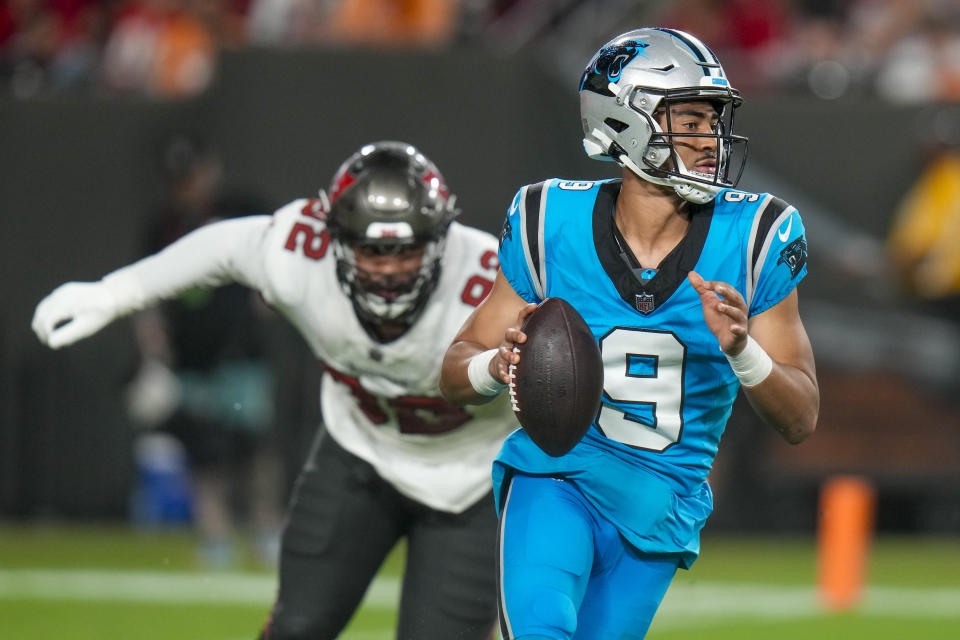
left=32, top=141, right=514, bottom=639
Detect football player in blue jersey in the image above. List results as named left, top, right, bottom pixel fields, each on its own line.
left=440, top=28, right=820, bottom=639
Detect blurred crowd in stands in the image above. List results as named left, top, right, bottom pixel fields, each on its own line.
left=659, top=0, right=960, bottom=102
left=2, top=0, right=960, bottom=102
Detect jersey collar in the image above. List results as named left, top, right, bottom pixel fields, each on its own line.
left=592, top=180, right=715, bottom=315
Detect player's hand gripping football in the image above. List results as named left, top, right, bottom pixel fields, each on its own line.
left=32, top=281, right=120, bottom=349
left=687, top=271, right=748, bottom=356
left=491, top=302, right=538, bottom=384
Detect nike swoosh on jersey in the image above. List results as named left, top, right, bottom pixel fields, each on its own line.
left=777, top=216, right=793, bottom=242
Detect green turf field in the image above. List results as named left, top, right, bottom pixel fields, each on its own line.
left=1, top=524, right=957, bottom=639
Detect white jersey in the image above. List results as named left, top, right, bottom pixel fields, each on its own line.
left=107, top=198, right=516, bottom=513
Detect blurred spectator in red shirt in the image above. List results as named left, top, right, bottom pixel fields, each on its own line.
left=653, top=0, right=794, bottom=92
left=0, top=0, right=108, bottom=96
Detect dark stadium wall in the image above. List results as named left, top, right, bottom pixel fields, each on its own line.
left=1, top=98, right=209, bottom=517
left=0, top=48, right=942, bottom=527
left=0, top=48, right=599, bottom=519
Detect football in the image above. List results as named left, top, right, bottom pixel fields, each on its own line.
left=509, top=297, right=604, bottom=457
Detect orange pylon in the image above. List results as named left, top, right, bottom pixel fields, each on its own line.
left=817, top=475, right=877, bottom=610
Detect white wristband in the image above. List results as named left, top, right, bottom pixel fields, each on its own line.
left=467, top=348, right=507, bottom=397
left=724, top=336, right=773, bottom=387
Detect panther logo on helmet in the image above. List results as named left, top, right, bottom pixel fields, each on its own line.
left=580, top=40, right=649, bottom=93
left=323, top=141, right=459, bottom=330
left=579, top=28, right=749, bottom=204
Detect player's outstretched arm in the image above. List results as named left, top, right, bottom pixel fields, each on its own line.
left=688, top=271, right=819, bottom=444
left=439, top=270, right=536, bottom=406
left=32, top=216, right=270, bottom=350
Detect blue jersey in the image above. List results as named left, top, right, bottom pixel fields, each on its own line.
left=495, top=178, right=808, bottom=567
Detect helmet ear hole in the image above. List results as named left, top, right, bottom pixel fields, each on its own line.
left=604, top=118, right=629, bottom=133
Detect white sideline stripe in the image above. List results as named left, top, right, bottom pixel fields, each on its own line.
left=0, top=569, right=399, bottom=608
left=0, top=570, right=957, bottom=619
left=658, top=583, right=960, bottom=620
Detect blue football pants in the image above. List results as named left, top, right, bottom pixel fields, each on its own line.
left=497, top=473, right=678, bottom=639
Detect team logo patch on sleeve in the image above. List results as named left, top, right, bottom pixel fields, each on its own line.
left=777, top=238, right=807, bottom=278
left=500, top=216, right=513, bottom=249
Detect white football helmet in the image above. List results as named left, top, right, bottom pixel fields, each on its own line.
left=580, top=27, right=748, bottom=203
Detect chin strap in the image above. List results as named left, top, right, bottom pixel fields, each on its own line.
left=618, top=152, right=720, bottom=204
left=669, top=180, right=720, bottom=205
left=583, top=131, right=721, bottom=204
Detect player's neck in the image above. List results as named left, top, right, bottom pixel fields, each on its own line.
left=614, top=174, right=690, bottom=269
left=366, top=319, right=410, bottom=343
